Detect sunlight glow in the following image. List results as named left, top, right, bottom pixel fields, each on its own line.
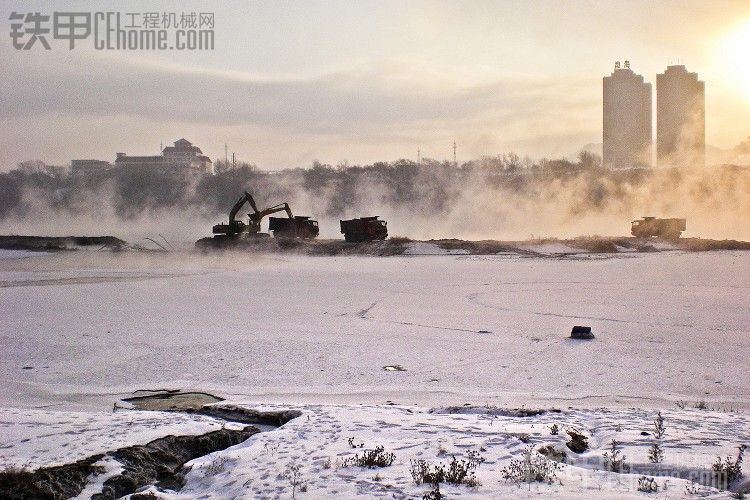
left=719, top=19, right=750, bottom=97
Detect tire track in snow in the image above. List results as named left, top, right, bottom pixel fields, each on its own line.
left=467, top=292, right=696, bottom=328
left=352, top=300, right=486, bottom=333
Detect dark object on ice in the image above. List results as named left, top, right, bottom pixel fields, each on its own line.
left=383, top=365, right=407, bottom=372
left=570, top=326, right=595, bottom=340
left=340, top=216, right=388, bottom=242
left=631, top=216, right=686, bottom=239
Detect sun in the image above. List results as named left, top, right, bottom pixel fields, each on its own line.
left=718, top=19, right=750, bottom=96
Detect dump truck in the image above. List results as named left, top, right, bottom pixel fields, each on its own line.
left=631, top=217, right=686, bottom=239
left=340, top=216, right=388, bottom=242
left=268, top=216, right=319, bottom=239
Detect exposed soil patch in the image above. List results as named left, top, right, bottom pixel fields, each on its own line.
left=123, top=391, right=225, bottom=411
left=432, top=406, right=550, bottom=417
left=122, top=390, right=302, bottom=427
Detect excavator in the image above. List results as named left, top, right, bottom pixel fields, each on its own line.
left=211, top=191, right=319, bottom=239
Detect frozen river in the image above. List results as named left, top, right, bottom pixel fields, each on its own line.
left=1, top=249, right=748, bottom=411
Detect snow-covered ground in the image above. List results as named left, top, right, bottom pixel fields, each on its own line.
left=166, top=403, right=750, bottom=499
left=0, top=407, right=233, bottom=470
left=0, top=249, right=748, bottom=497
left=1, top=403, right=747, bottom=498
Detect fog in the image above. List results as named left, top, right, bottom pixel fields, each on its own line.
left=0, top=155, right=748, bottom=244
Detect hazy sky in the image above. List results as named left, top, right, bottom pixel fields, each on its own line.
left=1, top=0, right=749, bottom=169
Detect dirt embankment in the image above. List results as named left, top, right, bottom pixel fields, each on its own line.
left=93, top=427, right=258, bottom=499
left=0, top=391, right=303, bottom=500
left=0, top=427, right=257, bottom=499
left=0, top=455, right=104, bottom=500
left=3, top=233, right=749, bottom=256
left=195, top=235, right=750, bottom=256
left=0, top=235, right=126, bottom=252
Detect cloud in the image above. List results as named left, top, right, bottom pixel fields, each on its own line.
left=0, top=47, right=599, bottom=141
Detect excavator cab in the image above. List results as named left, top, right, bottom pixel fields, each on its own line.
left=212, top=219, right=246, bottom=236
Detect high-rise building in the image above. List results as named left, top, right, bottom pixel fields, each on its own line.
left=603, top=60, right=652, bottom=169
left=656, top=65, right=705, bottom=168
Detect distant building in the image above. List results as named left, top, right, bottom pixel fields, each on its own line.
left=115, top=139, right=213, bottom=174
left=656, top=65, right=705, bottom=168
left=602, top=60, right=652, bottom=169
left=70, top=159, right=112, bottom=176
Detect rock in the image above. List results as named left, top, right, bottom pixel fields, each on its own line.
left=570, top=326, right=595, bottom=340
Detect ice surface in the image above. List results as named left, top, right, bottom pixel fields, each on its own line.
left=0, top=251, right=748, bottom=410
left=0, top=249, right=49, bottom=260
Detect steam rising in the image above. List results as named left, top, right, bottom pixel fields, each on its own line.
left=0, top=156, right=748, bottom=243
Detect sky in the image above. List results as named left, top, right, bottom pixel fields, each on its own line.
left=1, top=0, right=750, bottom=170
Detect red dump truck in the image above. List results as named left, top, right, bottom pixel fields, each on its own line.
left=631, top=217, right=686, bottom=239
left=340, top=216, right=388, bottom=242
left=268, top=216, right=319, bottom=239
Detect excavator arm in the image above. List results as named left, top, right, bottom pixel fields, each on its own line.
left=249, top=203, right=293, bottom=224
left=229, top=191, right=259, bottom=224
left=213, top=191, right=260, bottom=236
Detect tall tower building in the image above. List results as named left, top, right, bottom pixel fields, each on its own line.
left=603, top=60, right=652, bottom=169
left=656, top=65, right=705, bottom=168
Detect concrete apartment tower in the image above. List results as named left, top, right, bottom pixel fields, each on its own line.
left=656, top=65, right=705, bottom=168
left=603, top=60, right=652, bottom=169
